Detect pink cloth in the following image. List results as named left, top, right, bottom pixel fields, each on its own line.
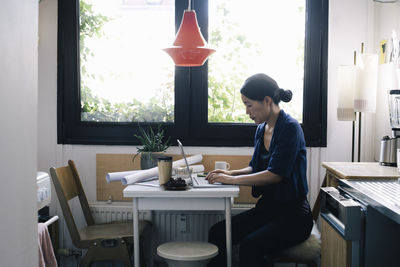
left=38, top=223, right=58, bottom=267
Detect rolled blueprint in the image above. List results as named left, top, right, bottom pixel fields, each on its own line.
left=171, top=154, right=203, bottom=169
left=106, top=170, right=140, bottom=183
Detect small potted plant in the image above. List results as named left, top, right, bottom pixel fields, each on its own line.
left=133, top=124, right=171, bottom=170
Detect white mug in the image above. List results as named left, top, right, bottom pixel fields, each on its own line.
left=215, top=161, right=230, bottom=171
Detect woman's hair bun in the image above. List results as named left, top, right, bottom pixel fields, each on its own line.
left=240, top=73, right=293, bottom=104
left=279, top=89, right=293, bottom=103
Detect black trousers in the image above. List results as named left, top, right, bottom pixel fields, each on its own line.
left=208, top=197, right=313, bottom=267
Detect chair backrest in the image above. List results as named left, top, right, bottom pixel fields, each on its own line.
left=50, top=160, right=95, bottom=247
left=311, top=176, right=327, bottom=222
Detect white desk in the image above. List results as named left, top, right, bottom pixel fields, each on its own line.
left=123, top=185, right=240, bottom=267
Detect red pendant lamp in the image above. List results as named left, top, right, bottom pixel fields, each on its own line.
left=163, top=0, right=215, bottom=67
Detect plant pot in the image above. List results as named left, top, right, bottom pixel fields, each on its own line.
left=140, top=152, right=164, bottom=170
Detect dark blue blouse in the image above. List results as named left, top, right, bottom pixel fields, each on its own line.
left=249, top=110, right=308, bottom=203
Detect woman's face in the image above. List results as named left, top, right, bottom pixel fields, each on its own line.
left=241, top=94, right=271, bottom=124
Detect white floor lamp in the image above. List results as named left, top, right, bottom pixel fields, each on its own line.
left=337, top=46, right=378, bottom=162
left=337, top=64, right=357, bottom=161
left=354, top=49, right=379, bottom=161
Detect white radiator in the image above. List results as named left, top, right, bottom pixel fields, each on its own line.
left=90, top=203, right=152, bottom=223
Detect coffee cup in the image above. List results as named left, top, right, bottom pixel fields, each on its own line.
left=215, top=161, right=230, bottom=171
left=158, top=156, right=172, bottom=185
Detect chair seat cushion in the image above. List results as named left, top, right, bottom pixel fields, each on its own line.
left=79, top=220, right=151, bottom=242
left=157, top=241, right=218, bottom=261
left=273, top=222, right=321, bottom=261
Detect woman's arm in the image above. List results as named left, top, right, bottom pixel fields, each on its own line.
left=207, top=169, right=282, bottom=186
left=227, top=166, right=253, bottom=176
left=205, top=166, right=252, bottom=179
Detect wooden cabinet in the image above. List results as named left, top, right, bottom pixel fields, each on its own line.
left=321, top=217, right=351, bottom=267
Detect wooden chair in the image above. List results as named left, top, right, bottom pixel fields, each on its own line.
left=267, top=198, right=323, bottom=267
left=50, top=160, right=152, bottom=267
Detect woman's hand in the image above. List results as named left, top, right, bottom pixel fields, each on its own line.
left=205, top=170, right=236, bottom=185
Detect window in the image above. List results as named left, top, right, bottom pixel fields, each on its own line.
left=58, top=0, right=327, bottom=147
left=79, top=0, right=175, bottom=123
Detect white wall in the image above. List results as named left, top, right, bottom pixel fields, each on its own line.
left=328, top=0, right=400, bottom=163
left=326, top=0, right=375, bottom=163
left=373, top=1, right=400, bottom=160
left=38, top=0, right=58, bottom=174
left=0, top=1, right=38, bottom=266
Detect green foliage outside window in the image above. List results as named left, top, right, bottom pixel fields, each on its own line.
left=207, top=2, right=258, bottom=123
left=80, top=0, right=174, bottom=123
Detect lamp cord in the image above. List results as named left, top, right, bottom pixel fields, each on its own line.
left=358, top=112, right=362, bottom=162
left=188, top=0, right=192, bottom=10
left=352, top=120, right=355, bottom=162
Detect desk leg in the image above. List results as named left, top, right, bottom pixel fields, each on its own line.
left=225, top=197, right=232, bottom=267
left=133, top=198, right=140, bottom=267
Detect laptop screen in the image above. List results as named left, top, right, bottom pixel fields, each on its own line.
left=177, top=139, right=193, bottom=185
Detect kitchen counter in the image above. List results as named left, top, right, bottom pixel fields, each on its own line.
left=340, top=179, right=400, bottom=224
left=322, top=162, right=400, bottom=180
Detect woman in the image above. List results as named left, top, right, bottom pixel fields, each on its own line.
left=206, top=73, right=313, bottom=267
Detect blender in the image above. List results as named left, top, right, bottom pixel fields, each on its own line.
left=379, top=89, right=400, bottom=166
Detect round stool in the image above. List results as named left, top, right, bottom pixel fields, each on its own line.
left=157, top=241, right=218, bottom=267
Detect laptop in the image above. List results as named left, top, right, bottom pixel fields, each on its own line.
left=177, top=139, right=235, bottom=188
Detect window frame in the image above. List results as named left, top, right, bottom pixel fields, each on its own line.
left=57, top=0, right=328, bottom=147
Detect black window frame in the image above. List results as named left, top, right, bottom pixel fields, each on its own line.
left=57, top=0, right=328, bottom=147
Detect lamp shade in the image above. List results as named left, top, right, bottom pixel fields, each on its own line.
left=163, top=10, right=215, bottom=66
left=337, top=65, right=356, bottom=121
left=354, top=53, right=379, bottom=112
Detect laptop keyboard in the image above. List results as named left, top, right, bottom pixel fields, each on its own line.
left=193, top=176, right=210, bottom=186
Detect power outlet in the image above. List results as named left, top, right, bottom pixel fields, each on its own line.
left=179, top=214, right=187, bottom=232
